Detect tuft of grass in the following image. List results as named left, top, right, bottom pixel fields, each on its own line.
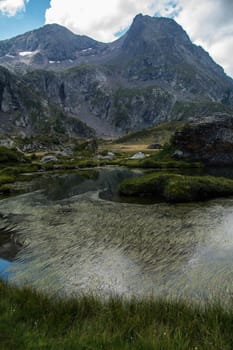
left=119, top=172, right=233, bottom=202
left=0, top=280, right=232, bottom=349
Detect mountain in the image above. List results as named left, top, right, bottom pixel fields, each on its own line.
left=0, top=24, right=106, bottom=67
left=0, top=14, right=233, bottom=138
left=0, top=66, right=94, bottom=138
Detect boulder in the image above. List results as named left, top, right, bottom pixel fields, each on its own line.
left=41, top=155, right=58, bottom=163
left=97, top=151, right=116, bottom=160
left=172, top=113, right=233, bottom=165
left=130, top=152, right=146, bottom=160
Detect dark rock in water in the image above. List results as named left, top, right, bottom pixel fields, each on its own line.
left=172, top=113, right=233, bottom=165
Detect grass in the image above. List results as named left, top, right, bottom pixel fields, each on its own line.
left=119, top=172, right=233, bottom=202
left=100, top=138, right=203, bottom=169
left=0, top=280, right=232, bottom=349
left=117, top=158, right=202, bottom=170
left=0, top=163, right=42, bottom=194
left=112, top=121, right=185, bottom=146
left=0, top=174, right=17, bottom=194
left=102, top=143, right=157, bottom=153
left=0, top=146, right=27, bottom=164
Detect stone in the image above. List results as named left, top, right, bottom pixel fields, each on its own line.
left=97, top=151, right=116, bottom=160
left=172, top=150, right=184, bottom=159
left=172, top=113, right=233, bottom=165
left=41, top=155, right=58, bottom=163
left=130, top=152, right=146, bottom=160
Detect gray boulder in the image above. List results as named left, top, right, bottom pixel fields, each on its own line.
left=172, top=113, right=233, bottom=165
left=41, top=155, right=58, bottom=163
left=130, top=152, right=146, bottom=160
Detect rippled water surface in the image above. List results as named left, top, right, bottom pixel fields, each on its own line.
left=0, top=168, right=233, bottom=303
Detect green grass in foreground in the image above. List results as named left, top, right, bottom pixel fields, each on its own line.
left=0, top=281, right=232, bottom=349
left=119, top=172, right=233, bottom=202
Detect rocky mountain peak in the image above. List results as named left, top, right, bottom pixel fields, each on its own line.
left=0, top=23, right=103, bottom=64
left=123, top=14, right=190, bottom=47
left=0, top=14, right=233, bottom=138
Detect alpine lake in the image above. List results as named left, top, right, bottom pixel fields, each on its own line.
left=0, top=166, right=233, bottom=306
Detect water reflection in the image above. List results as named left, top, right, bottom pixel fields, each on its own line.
left=0, top=168, right=232, bottom=304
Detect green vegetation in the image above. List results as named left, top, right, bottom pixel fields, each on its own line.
left=115, top=158, right=202, bottom=169
left=116, top=121, right=185, bottom=145
left=0, top=280, right=232, bottom=350
left=0, top=174, right=15, bottom=194
left=171, top=101, right=233, bottom=120
left=111, top=147, right=202, bottom=169
left=0, top=147, right=39, bottom=193
left=64, top=64, right=96, bottom=76
left=73, top=139, right=98, bottom=157
left=0, top=146, right=27, bottom=164
left=119, top=172, right=233, bottom=202
left=0, top=164, right=41, bottom=194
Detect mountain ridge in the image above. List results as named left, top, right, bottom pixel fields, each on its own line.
left=0, top=14, right=233, bottom=138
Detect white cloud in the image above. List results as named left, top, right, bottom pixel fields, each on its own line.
left=45, top=0, right=176, bottom=42
left=0, top=0, right=28, bottom=16
left=175, top=0, right=233, bottom=77
left=45, top=0, right=233, bottom=77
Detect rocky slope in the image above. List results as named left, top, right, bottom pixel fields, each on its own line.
left=0, top=14, right=233, bottom=138
left=0, top=24, right=106, bottom=67
left=0, top=66, right=94, bottom=138
left=172, top=113, right=233, bottom=165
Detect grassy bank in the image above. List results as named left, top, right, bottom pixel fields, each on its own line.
left=0, top=280, right=232, bottom=349
left=119, top=172, right=233, bottom=202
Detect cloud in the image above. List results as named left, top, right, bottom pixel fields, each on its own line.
left=0, top=0, right=28, bottom=16
left=175, top=0, right=233, bottom=77
left=45, top=0, right=233, bottom=77
left=45, top=0, right=176, bottom=42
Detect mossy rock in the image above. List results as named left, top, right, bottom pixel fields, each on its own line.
left=119, top=172, right=233, bottom=202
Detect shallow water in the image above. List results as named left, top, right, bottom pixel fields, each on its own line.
left=0, top=168, right=233, bottom=303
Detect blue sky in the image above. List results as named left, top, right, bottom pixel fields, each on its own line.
left=0, top=0, right=232, bottom=77
left=0, top=0, right=50, bottom=40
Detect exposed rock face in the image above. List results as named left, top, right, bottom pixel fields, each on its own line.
left=23, top=68, right=175, bottom=136
left=0, top=24, right=105, bottom=64
left=0, top=66, right=94, bottom=138
left=172, top=114, right=233, bottom=165
left=0, top=14, right=233, bottom=137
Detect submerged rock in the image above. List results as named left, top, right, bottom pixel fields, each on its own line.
left=172, top=113, right=233, bottom=165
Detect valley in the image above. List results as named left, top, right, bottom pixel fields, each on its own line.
left=0, top=13, right=233, bottom=349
